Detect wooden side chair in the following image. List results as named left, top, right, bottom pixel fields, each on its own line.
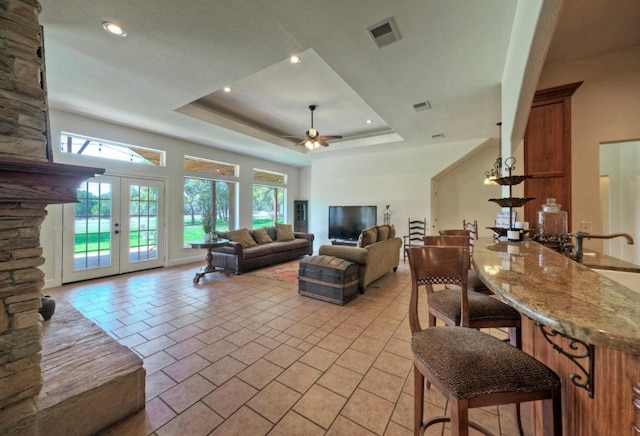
left=406, top=245, right=562, bottom=436
left=403, top=217, right=427, bottom=263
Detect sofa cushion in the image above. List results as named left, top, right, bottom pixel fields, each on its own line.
left=227, top=228, right=258, bottom=248
left=360, top=227, right=378, bottom=248
left=269, top=239, right=310, bottom=254
left=242, top=244, right=274, bottom=259
left=254, top=227, right=273, bottom=244
left=389, top=224, right=396, bottom=238
left=376, top=225, right=390, bottom=242
left=276, top=223, right=295, bottom=241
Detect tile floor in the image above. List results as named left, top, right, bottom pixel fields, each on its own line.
left=46, top=261, right=526, bottom=435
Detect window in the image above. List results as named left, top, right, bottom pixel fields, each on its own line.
left=253, top=169, right=286, bottom=183
left=184, top=178, right=234, bottom=246
left=60, top=133, right=164, bottom=166
left=253, top=169, right=287, bottom=227
left=184, top=156, right=238, bottom=176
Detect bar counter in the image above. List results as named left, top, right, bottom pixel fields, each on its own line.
left=473, top=238, right=640, bottom=434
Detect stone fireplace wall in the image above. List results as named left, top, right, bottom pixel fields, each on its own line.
left=0, top=202, right=46, bottom=410
left=0, top=0, right=103, bottom=423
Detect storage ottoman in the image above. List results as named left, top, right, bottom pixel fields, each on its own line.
left=298, top=255, right=359, bottom=305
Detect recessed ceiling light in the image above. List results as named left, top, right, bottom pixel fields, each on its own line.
left=366, top=119, right=372, bottom=124
left=223, top=87, right=231, bottom=93
left=102, top=21, right=127, bottom=36
left=290, top=55, right=300, bottom=64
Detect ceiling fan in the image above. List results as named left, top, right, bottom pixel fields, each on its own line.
left=290, top=105, right=343, bottom=150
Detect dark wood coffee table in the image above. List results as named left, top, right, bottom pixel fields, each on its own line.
left=189, top=239, right=231, bottom=284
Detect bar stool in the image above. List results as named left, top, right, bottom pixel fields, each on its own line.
left=407, top=245, right=562, bottom=435
left=415, top=238, right=522, bottom=348
left=438, top=226, right=491, bottom=295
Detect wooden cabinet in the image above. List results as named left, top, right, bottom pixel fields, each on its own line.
left=524, top=82, right=582, bottom=231
left=293, top=200, right=308, bottom=233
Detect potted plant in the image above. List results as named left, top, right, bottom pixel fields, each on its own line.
left=201, top=203, right=213, bottom=241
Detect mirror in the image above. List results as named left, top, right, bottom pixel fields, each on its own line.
left=599, top=140, right=640, bottom=265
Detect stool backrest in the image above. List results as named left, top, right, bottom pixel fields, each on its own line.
left=423, top=235, right=469, bottom=247
left=406, top=245, right=469, bottom=334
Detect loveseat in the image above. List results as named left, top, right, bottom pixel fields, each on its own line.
left=212, top=224, right=314, bottom=275
left=318, top=224, right=402, bottom=292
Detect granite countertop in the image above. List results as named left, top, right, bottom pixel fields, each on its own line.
left=581, top=250, right=640, bottom=272
left=473, top=238, right=640, bottom=355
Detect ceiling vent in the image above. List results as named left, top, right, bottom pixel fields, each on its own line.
left=413, top=101, right=431, bottom=112
left=368, top=18, right=401, bottom=49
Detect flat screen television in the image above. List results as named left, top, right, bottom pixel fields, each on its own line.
left=328, top=205, right=377, bottom=241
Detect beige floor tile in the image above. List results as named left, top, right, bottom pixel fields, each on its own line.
left=140, top=396, right=176, bottom=434
left=197, top=339, right=238, bottom=363
left=237, top=358, right=284, bottom=389
left=350, top=334, right=386, bottom=357
left=164, top=337, right=207, bottom=360
left=359, top=367, right=405, bottom=403
left=202, top=377, right=257, bottom=418
left=156, top=401, right=223, bottom=436
left=383, top=337, right=413, bottom=359
left=276, top=361, right=323, bottom=394
left=317, top=333, right=353, bottom=354
left=160, top=374, right=215, bottom=413
left=316, top=364, right=363, bottom=398
left=247, top=380, right=301, bottom=423
left=293, top=384, right=347, bottom=429
left=162, top=353, right=211, bottom=382
left=298, top=345, right=340, bottom=371
left=341, top=388, right=395, bottom=435
left=264, top=343, right=304, bottom=368
left=143, top=351, right=177, bottom=375
left=385, top=420, right=413, bottom=436
left=224, top=328, right=260, bottom=346
left=146, top=370, right=177, bottom=400
left=268, top=411, right=325, bottom=436
left=326, top=415, right=376, bottom=436
left=335, top=348, right=376, bottom=375
left=229, top=340, right=271, bottom=365
left=199, top=355, right=247, bottom=386
left=373, top=351, right=413, bottom=378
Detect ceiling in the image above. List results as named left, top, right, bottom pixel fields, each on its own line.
left=38, top=0, right=640, bottom=167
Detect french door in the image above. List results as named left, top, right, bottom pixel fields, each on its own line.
left=62, top=175, right=165, bottom=283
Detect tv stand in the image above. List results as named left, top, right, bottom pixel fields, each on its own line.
left=331, top=240, right=357, bottom=247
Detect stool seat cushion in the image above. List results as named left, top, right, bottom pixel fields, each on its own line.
left=428, top=289, right=521, bottom=323
left=412, top=327, right=560, bottom=400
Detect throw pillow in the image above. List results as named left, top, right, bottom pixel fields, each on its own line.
left=361, top=227, right=378, bottom=247
left=253, top=227, right=273, bottom=244
left=276, top=223, right=295, bottom=241
left=227, top=228, right=258, bottom=248
left=389, top=224, right=396, bottom=238
left=377, top=225, right=390, bottom=241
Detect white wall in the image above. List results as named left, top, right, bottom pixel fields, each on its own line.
left=599, top=140, right=640, bottom=264
left=538, top=46, right=640, bottom=255
left=307, top=139, right=485, bottom=247
left=42, top=110, right=303, bottom=288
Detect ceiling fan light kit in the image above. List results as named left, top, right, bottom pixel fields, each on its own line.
left=293, top=105, right=343, bottom=150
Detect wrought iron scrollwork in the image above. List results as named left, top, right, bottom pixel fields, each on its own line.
left=536, top=322, right=595, bottom=398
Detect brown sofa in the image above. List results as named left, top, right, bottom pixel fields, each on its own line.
left=318, top=224, right=401, bottom=292
left=212, top=225, right=314, bottom=275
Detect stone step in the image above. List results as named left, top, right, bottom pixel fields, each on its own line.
left=1, top=301, right=145, bottom=435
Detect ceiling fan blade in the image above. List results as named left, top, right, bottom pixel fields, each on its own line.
left=318, top=139, right=330, bottom=147
left=318, top=135, right=343, bottom=141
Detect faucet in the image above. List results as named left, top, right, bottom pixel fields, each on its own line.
left=573, top=231, right=634, bottom=262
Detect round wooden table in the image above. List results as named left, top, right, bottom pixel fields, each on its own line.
left=189, top=239, right=231, bottom=284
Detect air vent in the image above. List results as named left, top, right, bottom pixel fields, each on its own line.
left=413, top=101, right=432, bottom=112
left=431, top=133, right=445, bottom=139
left=368, top=18, right=401, bottom=49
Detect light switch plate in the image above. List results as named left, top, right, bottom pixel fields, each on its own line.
left=580, top=221, right=592, bottom=232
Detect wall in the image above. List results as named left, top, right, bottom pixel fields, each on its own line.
left=42, top=110, right=302, bottom=288
left=537, top=46, right=640, bottom=254
left=433, top=139, right=502, bottom=237
left=307, top=138, right=485, bottom=247
left=599, top=140, right=640, bottom=264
